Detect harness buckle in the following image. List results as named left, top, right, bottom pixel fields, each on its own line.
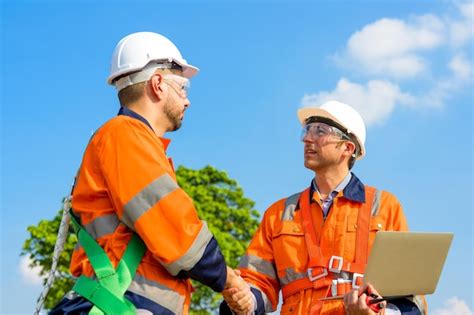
left=352, top=273, right=364, bottom=289
left=331, top=278, right=352, bottom=297
left=328, top=255, right=343, bottom=273
left=307, top=267, right=328, bottom=282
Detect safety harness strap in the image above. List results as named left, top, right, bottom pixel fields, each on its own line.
left=355, top=186, right=375, bottom=266
left=281, top=185, right=376, bottom=300
left=70, top=213, right=146, bottom=314
left=70, top=214, right=118, bottom=286
left=115, top=233, right=146, bottom=287
left=300, top=188, right=324, bottom=270
left=73, top=275, right=135, bottom=315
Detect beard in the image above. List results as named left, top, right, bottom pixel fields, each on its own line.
left=163, top=98, right=183, bottom=131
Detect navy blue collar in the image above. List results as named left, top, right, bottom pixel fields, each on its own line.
left=118, top=107, right=154, bottom=132
left=310, top=172, right=366, bottom=203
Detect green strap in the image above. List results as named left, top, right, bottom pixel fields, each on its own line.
left=70, top=213, right=146, bottom=314
left=70, top=215, right=119, bottom=287
left=116, top=234, right=146, bottom=288
left=74, top=276, right=135, bottom=315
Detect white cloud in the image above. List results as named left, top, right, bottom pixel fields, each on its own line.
left=449, top=2, right=474, bottom=47
left=305, top=2, right=473, bottom=119
left=302, top=78, right=414, bottom=126
left=418, top=53, right=472, bottom=107
left=337, top=2, right=473, bottom=79
left=432, top=297, right=473, bottom=315
left=449, top=53, right=472, bottom=79
left=459, top=1, right=474, bottom=20
left=345, top=15, right=444, bottom=78
left=19, top=256, right=43, bottom=286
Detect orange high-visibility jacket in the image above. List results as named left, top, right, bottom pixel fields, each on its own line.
left=66, top=108, right=227, bottom=314
left=238, top=175, right=427, bottom=315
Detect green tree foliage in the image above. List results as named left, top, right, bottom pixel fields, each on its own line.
left=22, top=165, right=260, bottom=313
left=21, top=202, right=77, bottom=310
left=176, top=166, right=260, bottom=313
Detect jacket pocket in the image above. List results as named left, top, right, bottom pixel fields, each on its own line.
left=344, top=215, right=387, bottom=261
left=345, top=215, right=386, bottom=232
left=370, top=217, right=385, bottom=232
left=281, top=291, right=302, bottom=314
left=272, top=221, right=306, bottom=271
left=368, top=216, right=385, bottom=248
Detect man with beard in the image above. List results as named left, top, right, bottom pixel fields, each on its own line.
left=50, top=32, right=250, bottom=315
left=221, top=101, right=427, bottom=314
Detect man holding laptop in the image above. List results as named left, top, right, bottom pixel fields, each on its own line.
left=221, top=101, right=427, bottom=314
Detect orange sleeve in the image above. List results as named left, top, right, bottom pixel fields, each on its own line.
left=96, top=118, right=226, bottom=288
left=238, top=200, right=285, bottom=312
left=380, top=190, right=408, bottom=232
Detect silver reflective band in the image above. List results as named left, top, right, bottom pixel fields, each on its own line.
left=412, top=295, right=427, bottom=315
left=282, top=192, right=300, bottom=221
left=128, top=274, right=185, bottom=315
left=122, top=173, right=179, bottom=230
left=239, top=255, right=277, bottom=280
left=280, top=267, right=307, bottom=286
left=371, top=190, right=382, bottom=216
left=73, top=212, right=121, bottom=251
left=82, top=213, right=120, bottom=239
left=162, top=221, right=213, bottom=276
left=249, top=283, right=274, bottom=313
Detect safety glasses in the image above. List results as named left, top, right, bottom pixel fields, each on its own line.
left=301, top=122, right=350, bottom=142
left=163, top=74, right=190, bottom=99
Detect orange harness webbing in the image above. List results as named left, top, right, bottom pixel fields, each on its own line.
left=281, top=186, right=375, bottom=300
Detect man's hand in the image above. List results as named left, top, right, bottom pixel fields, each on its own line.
left=222, top=267, right=254, bottom=314
left=343, top=283, right=386, bottom=315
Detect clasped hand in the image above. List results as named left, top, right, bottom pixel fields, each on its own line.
left=222, top=267, right=254, bottom=315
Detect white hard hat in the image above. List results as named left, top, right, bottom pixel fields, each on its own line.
left=297, top=100, right=367, bottom=159
left=107, top=32, right=199, bottom=90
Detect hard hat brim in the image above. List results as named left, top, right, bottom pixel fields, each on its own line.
left=181, top=64, right=199, bottom=79
left=297, top=108, right=342, bottom=127
left=108, top=61, right=199, bottom=85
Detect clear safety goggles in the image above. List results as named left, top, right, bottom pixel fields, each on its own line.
left=163, top=74, right=190, bottom=99
left=301, top=122, right=350, bottom=142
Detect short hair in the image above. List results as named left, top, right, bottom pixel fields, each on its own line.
left=116, top=68, right=183, bottom=107
left=118, top=81, right=147, bottom=107
left=347, top=134, right=360, bottom=169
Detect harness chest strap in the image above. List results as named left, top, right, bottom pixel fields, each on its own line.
left=70, top=212, right=146, bottom=314
left=281, top=186, right=375, bottom=299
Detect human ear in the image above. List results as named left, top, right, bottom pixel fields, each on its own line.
left=345, top=141, right=356, bottom=157
left=150, top=72, right=164, bottom=98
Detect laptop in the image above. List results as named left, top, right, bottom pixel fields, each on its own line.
left=363, top=231, right=453, bottom=297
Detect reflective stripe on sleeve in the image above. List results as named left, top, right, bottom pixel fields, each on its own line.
left=281, top=193, right=300, bottom=221
left=122, top=173, right=179, bottom=229
left=239, top=255, right=277, bottom=280
left=249, top=283, right=275, bottom=313
left=73, top=213, right=121, bottom=251
left=412, top=295, right=427, bottom=315
left=128, top=274, right=185, bottom=315
left=279, top=267, right=307, bottom=286
left=161, top=221, right=213, bottom=276
left=371, top=190, right=382, bottom=216
left=83, top=214, right=120, bottom=237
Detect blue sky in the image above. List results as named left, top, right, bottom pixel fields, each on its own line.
left=1, top=1, right=472, bottom=314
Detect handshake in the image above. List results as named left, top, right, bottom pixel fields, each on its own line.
left=222, top=267, right=255, bottom=315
